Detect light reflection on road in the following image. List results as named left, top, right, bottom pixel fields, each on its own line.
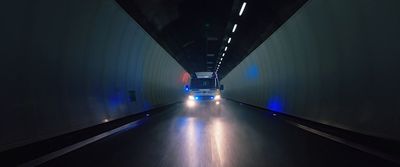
left=181, top=106, right=227, bottom=167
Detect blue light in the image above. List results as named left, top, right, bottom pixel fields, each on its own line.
left=108, top=93, right=123, bottom=112
left=143, top=101, right=152, bottom=110
left=195, top=96, right=199, bottom=100
left=184, top=85, right=189, bottom=92
left=267, top=96, right=283, bottom=112
left=210, top=96, right=214, bottom=99
left=246, top=64, right=260, bottom=80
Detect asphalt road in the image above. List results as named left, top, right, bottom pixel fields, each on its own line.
left=42, top=100, right=398, bottom=167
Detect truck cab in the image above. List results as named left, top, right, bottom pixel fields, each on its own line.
left=185, top=72, right=224, bottom=107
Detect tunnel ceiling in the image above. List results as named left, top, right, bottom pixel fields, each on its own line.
left=116, top=0, right=307, bottom=78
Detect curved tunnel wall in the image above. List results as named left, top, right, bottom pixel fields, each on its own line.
left=221, top=0, right=400, bottom=141
left=0, top=0, right=187, bottom=151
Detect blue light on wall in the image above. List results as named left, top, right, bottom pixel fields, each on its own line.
left=246, top=64, right=260, bottom=80
left=143, top=101, right=152, bottom=111
left=267, top=96, right=283, bottom=112
left=108, top=92, right=125, bottom=112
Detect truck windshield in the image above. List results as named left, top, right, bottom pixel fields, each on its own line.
left=190, top=78, right=216, bottom=89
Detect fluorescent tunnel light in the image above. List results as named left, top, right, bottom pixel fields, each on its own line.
left=239, top=2, right=247, bottom=16
left=232, top=24, right=237, bottom=33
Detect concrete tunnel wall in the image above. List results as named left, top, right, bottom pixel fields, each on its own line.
left=0, top=0, right=188, bottom=151
left=221, top=0, right=400, bottom=141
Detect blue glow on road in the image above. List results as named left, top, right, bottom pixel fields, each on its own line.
left=267, top=96, right=283, bottom=112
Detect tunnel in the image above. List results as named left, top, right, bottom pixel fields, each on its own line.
left=1, top=0, right=400, bottom=166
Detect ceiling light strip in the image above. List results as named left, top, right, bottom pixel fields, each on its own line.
left=239, top=2, right=247, bottom=16
left=232, top=24, right=237, bottom=32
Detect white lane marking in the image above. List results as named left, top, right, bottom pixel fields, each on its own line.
left=19, top=119, right=146, bottom=167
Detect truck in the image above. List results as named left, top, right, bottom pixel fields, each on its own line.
left=185, top=72, right=224, bottom=107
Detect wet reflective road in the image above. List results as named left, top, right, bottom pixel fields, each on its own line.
left=43, top=100, right=397, bottom=167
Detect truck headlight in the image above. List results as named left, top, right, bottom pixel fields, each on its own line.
left=186, top=100, right=196, bottom=107
left=215, top=95, right=221, bottom=100
left=188, top=95, right=194, bottom=100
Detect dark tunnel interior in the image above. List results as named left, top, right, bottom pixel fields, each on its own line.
left=1, top=0, right=400, bottom=166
